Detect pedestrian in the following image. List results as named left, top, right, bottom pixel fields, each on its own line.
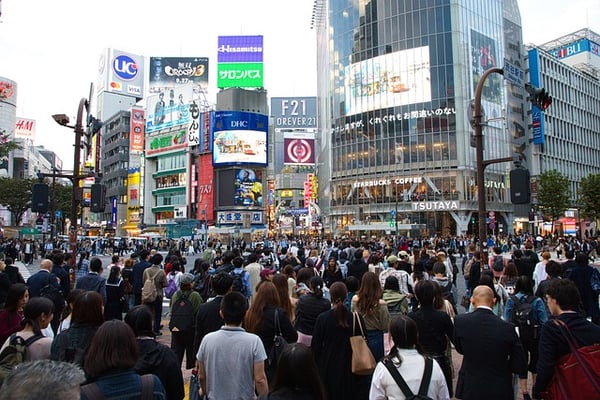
left=0, top=283, right=28, bottom=345
left=564, top=252, right=600, bottom=324
left=142, top=253, right=168, bottom=336
left=169, top=273, right=202, bottom=370
left=408, top=279, right=455, bottom=396
left=312, top=281, right=363, bottom=400
left=454, top=285, right=529, bottom=400
left=532, top=279, right=600, bottom=398
left=196, top=291, right=268, bottom=399
left=294, top=275, right=331, bottom=347
left=369, top=315, right=450, bottom=400
left=125, top=306, right=185, bottom=400
left=104, top=265, right=125, bottom=321
left=81, top=320, right=166, bottom=399
left=0, top=261, right=11, bottom=309
left=3, top=258, right=24, bottom=285
left=75, top=257, right=107, bottom=304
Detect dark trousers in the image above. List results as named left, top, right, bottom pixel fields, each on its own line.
left=145, top=297, right=163, bottom=333
left=171, top=329, right=195, bottom=369
left=134, top=292, right=142, bottom=306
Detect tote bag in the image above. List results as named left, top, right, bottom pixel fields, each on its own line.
left=350, top=311, right=376, bottom=375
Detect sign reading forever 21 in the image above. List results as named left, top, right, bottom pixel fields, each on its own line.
left=412, top=201, right=459, bottom=211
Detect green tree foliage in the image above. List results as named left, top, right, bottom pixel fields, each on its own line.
left=579, top=173, right=600, bottom=222
left=536, top=169, right=572, bottom=223
left=0, top=130, right=21, bottom=159
left=53, top=183, right=72, bottom=234
left=0, top=177, right=36, bottom=225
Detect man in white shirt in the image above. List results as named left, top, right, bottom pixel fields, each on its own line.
left=244, top=253, right=263, bottom=302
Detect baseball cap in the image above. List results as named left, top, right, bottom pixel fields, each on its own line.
left=387, top=255, right=399, bottom=264
left=180, top=273, right=194, bottom=286
left=399, top=250, right=409, bottom=257
left=260, top=269, right=275, bottom=279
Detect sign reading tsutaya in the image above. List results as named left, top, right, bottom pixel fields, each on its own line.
left=412, top=201, right=459, bottom=211
left=353, top=177, right=422, bottom=188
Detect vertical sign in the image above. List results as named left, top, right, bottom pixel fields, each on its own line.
left=130, top=108, right=144, bottom=153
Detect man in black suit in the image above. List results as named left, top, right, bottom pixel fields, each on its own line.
left=347, top=248, right=368, bottom=282
left=51, top=251, right=70, bottom=300
left=454, top=285, right=528, bottom=400
left=75, top=257, right=107, bottom=304
left=193, top=272, right=234, bottom=359
left=132, top=249, right=151, bottom=306
left=533, top=279, right=600, bottom=399
left=26, top=258, right=60, bottom=298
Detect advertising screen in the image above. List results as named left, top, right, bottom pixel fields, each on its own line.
left=145, top=84, right=194, bottom=133
left=212, top=111, right=268, bottom=166
left=470, top=30, right=502, bottom=104
left=149, top=57, right=209, bottom=93
left=217, top=35, right=263, bottom=63
left=283, top=132, right=315, bottom=165
left=217, top=62, right=263, bottom=88
left=344, top=46, right=431, bottom=115
left=234, top=168, right=263, bottom=207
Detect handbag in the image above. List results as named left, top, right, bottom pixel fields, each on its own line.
left=542, top=319, right=600, bottom=400
left=189, top=370, right=202, bottom=400
left=350, top=311, right=376, bottom=375
left=266, top=309, right=289, bottom=382
left=460, top=294, right=470, bottom=308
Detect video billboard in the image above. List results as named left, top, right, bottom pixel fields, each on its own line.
left=212, top=111, right=268, bottom=166
left=148, top=57, right=209, bottom=93
left=145, top=84, right=194, bottom=133
left=344, top=46, right=431, bottom=115
left=470, top=30, right=502, bottom=104
left=234, top=168, right=263, bottom=207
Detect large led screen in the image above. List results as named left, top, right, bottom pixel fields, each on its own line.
left=234, top=168, right=263, bottom=207
left=344, top=46, right=431, bottom=115
left=212, top=111, right=268, bottom=166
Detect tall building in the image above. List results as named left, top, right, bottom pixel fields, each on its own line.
left=525, top=29, right=600, bottom=236
left=315, top=0, right=530, bottom=237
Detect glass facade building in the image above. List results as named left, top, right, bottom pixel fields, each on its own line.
left=316, top=0, right=526, bottom=237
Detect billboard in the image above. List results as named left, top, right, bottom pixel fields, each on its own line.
left=0, top=78, right=17, bottom=106
left=212, top=111, right=268, bottom=166
left=217, top=62, right=263, bottom=88
left=283, top=132, right=315, bottom=165
left=271, top=97, right=317, bottom=129
left=129, top=108, right=144, bottom=153
left=217, top=35, right=264, bottom=89
left=234, top=168, right=263, bottom=207
left=197, top=154, right=214, bottom=222
left=146, top=128, right=188, bottom=156
left=148, top=57, right=209, bottom=93
left=470, top=30, right=502, bottom=104
left=97, top=49, right=145, bottom=100
left=344, top=46, right=431, bottom=115
left=145, top=84, right=194, bottom=133
left=14, top=118, right=35, bottom=140
left=198, top=111, right=213, bottom=154
left=549, top=38, right=600, bottom=59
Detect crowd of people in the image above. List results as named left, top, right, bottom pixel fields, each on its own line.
left=0, top=234, right=598, bottom=399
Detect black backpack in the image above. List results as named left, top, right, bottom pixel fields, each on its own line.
left=40, top=273, right=65, bottom=312
left=193, top=273, right=213, bottom=302
left=230, top=269, right=249, bottom=298
left=492, top=256, right=504, bottom=272
left=383, top=356, right=434, bottom=400
left=169, top=292, right=194, bottom=332
left=509, top=295, right=539, bottom=341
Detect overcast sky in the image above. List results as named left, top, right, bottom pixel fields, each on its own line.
left=1, top=0, right=598, bottom=165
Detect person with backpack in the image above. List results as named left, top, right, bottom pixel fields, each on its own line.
left=0, top=297, right=54, bottom=373
left=141, top=254, right=168, bottom=336
left=164, top=262, right=183, bottom=300
left=369, top=314, right=450, bottom=400
left=230, top=257, right=251, bottom=300
left=168, top=273, right=203, bottom=370
left=503, top=275, right=548, bottom=394
left=430, top=262, right=457, bottom=315
left=0, top=284, right=28, bottom=347
left=533, top=279, right=600, bottom=399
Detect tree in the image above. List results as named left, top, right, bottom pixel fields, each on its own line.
left=0, top=130, right=21, bottom=159
left=579, top=173, right=600, bottom=224
left=536, top=170, right=571, bottom=233
left=0, top=177, right=36, bottom=225
left=53, top=182, right=73, bottom=234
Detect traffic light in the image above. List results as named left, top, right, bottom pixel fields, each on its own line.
left=31, top=183, right=49, bottom=213
left=90, top=184, right=105, bottom=213
left=525, top=83, right=552, bottom=111
left=471, top=216, right=475, bottom=225
left=510, top=168, right=531, bottom=204
left=83, top=115, right=103, bottom=157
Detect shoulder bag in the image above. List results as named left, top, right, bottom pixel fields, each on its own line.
left=350, top=311, right=376, bottom=375
left=383, top=356, right=434, bottom=400
left=541, top=319, right=600, bottom=400
left=266, top=309, right=289, bottom=382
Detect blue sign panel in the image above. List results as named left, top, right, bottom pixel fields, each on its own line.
left=217, top=35, right=264, bottom=63
left=528, top=48, right=545, bottom=145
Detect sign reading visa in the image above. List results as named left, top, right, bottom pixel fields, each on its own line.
left=217, top=35, right=263, bottom=63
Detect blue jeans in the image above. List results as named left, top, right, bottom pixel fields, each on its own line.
left=366, top=330, right=384, bottom=362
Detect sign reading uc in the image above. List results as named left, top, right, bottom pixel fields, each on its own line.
left=113, top=55, right=138, bottom=80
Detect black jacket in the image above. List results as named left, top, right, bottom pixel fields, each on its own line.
left=135, top=338, right=185, bottom=400
left=26, top=270, right=61, bottom=298
left=454, top=308, right=527, bottom=400
left=347, top=259, right=368, bottom=282
left=4, top=265, right=24, bottom=285
left=193, top=296, right=224, bottom=355
left=294, top=293, right=331, bottom=335
left=533, top=312, right=600, bottom=398
left=132, top=260, right=151, bottom=294
left=408, top=305, right=455, bottom=355
left=251, top=305, right=297, bottom=354
left=52, top=264, right=70, bottom=300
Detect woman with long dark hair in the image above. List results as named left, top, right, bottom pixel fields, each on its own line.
left=259, top=343, right=327, bottom=400
left=351, top=271, right=390, bottom=361
left=272, top=273, right=295, bottom=322
left=312, top=281, right=363, bottom=400
left=81, top=320, right=166, bottom=398
left=0, top=297, right=54, bottom=360
left=294, top=276, right=330, bottom=347
left=0, top=283, right=28, bottom=345
left=104, top=265, right=125, bottom=321
left=51, top=291, right=104, bottom=368
left=369, top=315, right=449, bottom=399
left=244, top=281, right=297, bottom=383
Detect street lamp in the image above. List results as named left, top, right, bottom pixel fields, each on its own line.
left=52, top=97, right=87, bottom=250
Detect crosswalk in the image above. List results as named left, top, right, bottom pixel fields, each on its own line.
left=15, top=261, right=31, bottom=281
